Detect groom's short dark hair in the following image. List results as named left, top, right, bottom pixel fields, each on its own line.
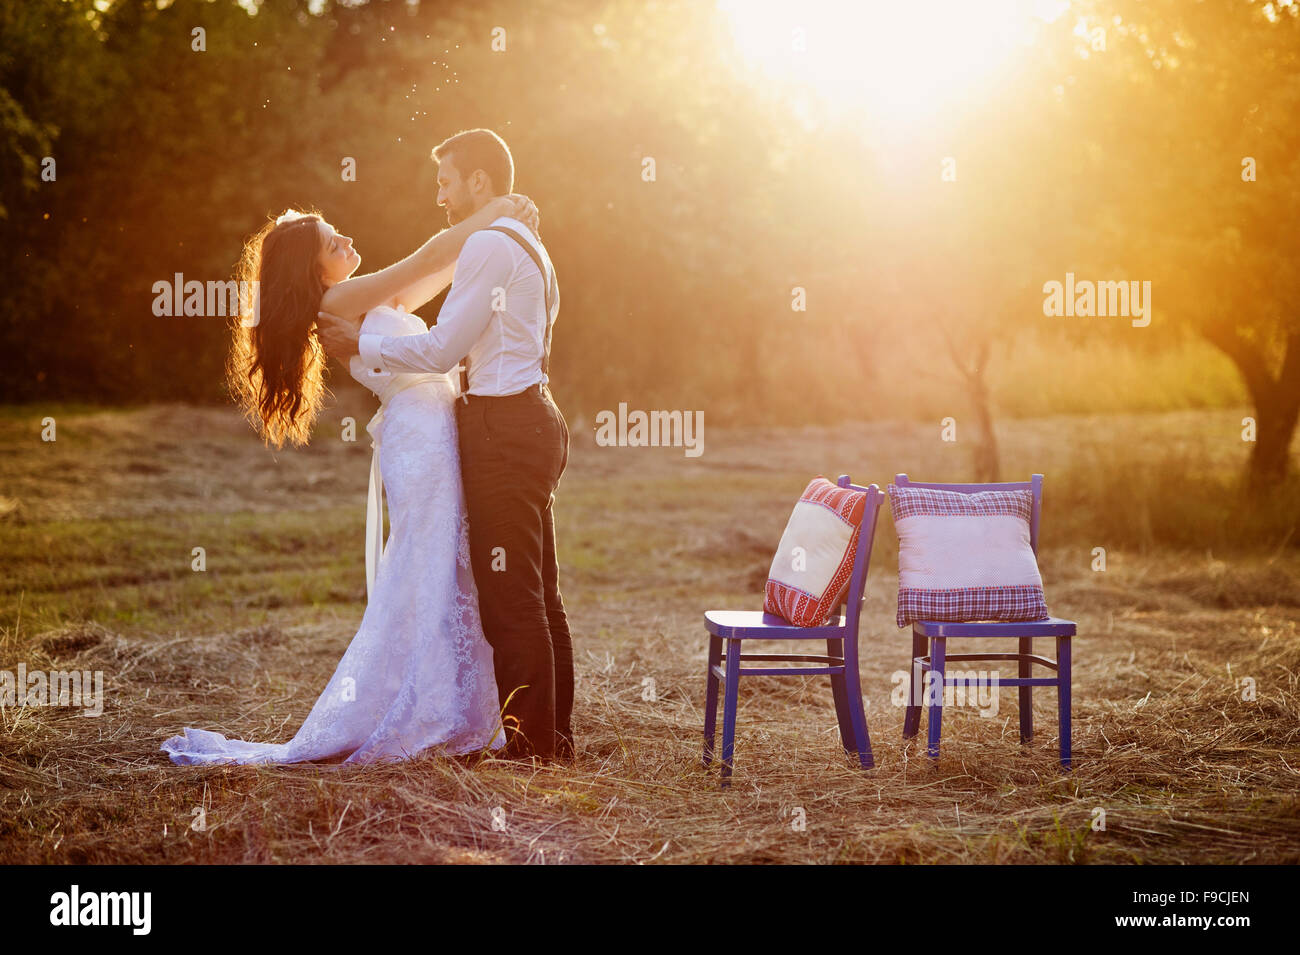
left=433, top=129, right=514, bottom=195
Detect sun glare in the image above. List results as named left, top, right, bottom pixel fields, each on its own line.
left=719, top=0, right=1071, bottom=125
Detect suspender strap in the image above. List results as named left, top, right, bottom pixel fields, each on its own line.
left=485, top=225, right=558, bottom=379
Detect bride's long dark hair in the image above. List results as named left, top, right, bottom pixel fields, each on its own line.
left=228, top=210, right=329, bottom=449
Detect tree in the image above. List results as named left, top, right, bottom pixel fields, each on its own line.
left=1067, top=0, right=1300, bottom=488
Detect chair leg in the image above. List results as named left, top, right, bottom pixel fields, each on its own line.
left=902, top=628, right=926, bottom=739
left=842, top=645, right=874, bottom=770
left=926, top=637, right=946, bottom=761
left=702, top=634, right=722, bottom=768
left=826, top=638, right=856, bottom=759
left=1018, top=636, right=1033, bottom=745
left=1057, top=635, right=1072, bottom=770
left=720, top=638, right=741, bottom=787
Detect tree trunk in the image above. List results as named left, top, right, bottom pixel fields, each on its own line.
left=970, top=372, right=1000, bottom=484
left=1248, top=392, right=1300, bottom=489
left=1205, top=327, right=1300, bottom=490
left=945, top=331, right=1000, bottom=483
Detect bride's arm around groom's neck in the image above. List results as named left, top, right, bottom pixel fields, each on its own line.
left=319, top=196, right=516, bottom=322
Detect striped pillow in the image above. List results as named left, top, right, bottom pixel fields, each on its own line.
left=764, top=477, right=867, bottom=627
left=888, top=484, right=1049, bottom=627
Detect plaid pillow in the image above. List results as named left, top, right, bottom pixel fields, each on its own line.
left=888, top=484, right=1049, bottom=627
left=764, top=477, right=867, bottom=627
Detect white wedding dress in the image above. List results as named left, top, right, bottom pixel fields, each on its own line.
left=162, top=305, right=505, bottom=765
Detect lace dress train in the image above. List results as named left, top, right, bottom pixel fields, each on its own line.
left=161, top=306, right=504, bottom=765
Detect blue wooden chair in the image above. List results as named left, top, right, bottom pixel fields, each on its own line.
left=703, top=476, right=886, bottom=786
left=895, top=473, right=1076, bottom=769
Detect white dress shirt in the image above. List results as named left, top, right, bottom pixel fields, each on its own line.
left=357, top=216, right=559, bottom=396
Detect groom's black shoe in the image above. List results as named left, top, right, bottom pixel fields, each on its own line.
left=485, top=735, right=573, bottom=768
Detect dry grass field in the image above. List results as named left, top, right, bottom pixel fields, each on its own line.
left=1, top=393, right=1297, bottom=864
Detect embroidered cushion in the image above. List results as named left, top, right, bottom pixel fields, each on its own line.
left=764, top=477, right=868, bottom=627
left=888, top=484, right=1049, bottom=627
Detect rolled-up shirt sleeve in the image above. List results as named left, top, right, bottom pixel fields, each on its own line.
left=356, top=231, right=512, bottom=376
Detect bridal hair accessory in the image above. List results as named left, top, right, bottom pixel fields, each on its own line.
left=274, top=209, right=315, bottom=226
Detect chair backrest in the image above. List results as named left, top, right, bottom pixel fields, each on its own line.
left=893, top=472, right=1044, bottom=556
left=836, top=474, right=886, bottom=645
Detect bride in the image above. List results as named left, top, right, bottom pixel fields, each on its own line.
left=161, top=193, right=538, bottom=766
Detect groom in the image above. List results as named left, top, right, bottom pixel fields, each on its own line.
left=318, top=129, right=574, bottom=764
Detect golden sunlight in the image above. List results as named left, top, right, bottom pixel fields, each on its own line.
left=718, top=0, right=1071, bottom=123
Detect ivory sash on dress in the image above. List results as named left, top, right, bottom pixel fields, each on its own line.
left=364, top=374, right=446, bottom=599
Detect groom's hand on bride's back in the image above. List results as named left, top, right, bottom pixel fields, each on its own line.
left=316, top=311, right=361, bottom=360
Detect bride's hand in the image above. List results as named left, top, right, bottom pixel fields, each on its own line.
left=481, top=194, right=539, bottom=234
left=505, top=193, right=540, bottom=235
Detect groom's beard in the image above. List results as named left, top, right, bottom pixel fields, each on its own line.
left=443, top=196, right=472, bottom=225
left=444, top=192, right=487, bottom=226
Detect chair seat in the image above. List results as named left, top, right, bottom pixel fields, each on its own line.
left=912, top=616, right=1077, bottom=638
left=704, top=609, right=848, bottom=639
